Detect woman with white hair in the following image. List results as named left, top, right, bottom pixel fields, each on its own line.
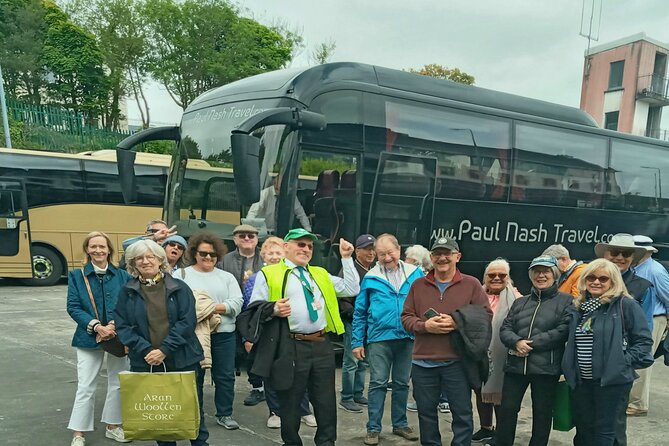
left=471, top=258, right=521, bottom=444
left=562, top=258, right=653, bottom=446
left=115, top=240, right=209, bottom=446
left=404, top=245, right=432, bottom=273
left=495, top=256, right=573, bottom=446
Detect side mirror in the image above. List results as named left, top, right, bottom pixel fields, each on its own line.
left=231, top=133, right=261, bottom=205
left=117, top=149, right=138, bottom=204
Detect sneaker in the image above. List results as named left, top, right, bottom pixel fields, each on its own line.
left=354, top=396, right=368, bottom=405
left=438, top=402, right=451, bottom=413
left=485, top=438, right=496, bottom=446
left=71, top=437, right=85, bottom=446
left=339, top=400, right=363, bottom=413
left=267, top=413, right=281, bottom=429
left=216, top=416, right=240, bottom=430
left=406, top=401, right=418, bottom=412
left=392, top=426, right=419, bottom=441
left=243, top=388, right=265, bottom=406
left=472, top=427, right=495, bottom=442
left=301, top=414, right=317, bottom=427
left=105, top=427, right=131, bottom=443
left=364, top=432, right=380, bottom=445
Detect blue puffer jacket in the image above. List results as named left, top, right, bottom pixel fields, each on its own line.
left=115, top=274, right=204, bottom=370
left=352, top=261, right=423, bottom=348
left=562, top=294, right=654, bottom=388
left=66, top=263, right=131, bottom=349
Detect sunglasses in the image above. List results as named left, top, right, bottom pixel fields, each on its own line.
left=609, top=249, right=634, bottom=258
left=585, top=275, right=610, bottom=284
left=197, top=251, right=217, bottom=258
left=295, top=241, right=313, bottom=251
left=236, top=233, right=256, bottom=240
left=166, top=242, right=184, bottom=251
left=146, top=228, right=161, bottom=234
left=487, top=273, right=508, bottom=280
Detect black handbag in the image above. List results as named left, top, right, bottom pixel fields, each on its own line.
left=82, top=270, right=127, bottom=358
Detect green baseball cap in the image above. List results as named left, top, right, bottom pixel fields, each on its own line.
left=284, top=228, right=318, bottom=242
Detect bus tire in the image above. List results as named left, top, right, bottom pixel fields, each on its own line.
left=21, top=245, right=64, bottom=287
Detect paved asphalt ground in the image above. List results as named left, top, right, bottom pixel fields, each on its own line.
left=1, top=279, right=668, bottom=446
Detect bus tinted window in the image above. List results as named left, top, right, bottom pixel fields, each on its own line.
left=607, top=140, right=669, bottom=212
left=381, top=101, right=511, bottom=201
left=305, top=91, right=363, bottom=148
left=0, top=153, right=86, bottom=206
left=513, top=123, right=607, bottom=208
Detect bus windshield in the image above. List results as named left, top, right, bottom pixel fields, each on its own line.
left=167, top=99, right=299, bottom=235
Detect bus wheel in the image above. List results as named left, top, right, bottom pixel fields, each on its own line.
left=22, top=246, right=64, bottom=286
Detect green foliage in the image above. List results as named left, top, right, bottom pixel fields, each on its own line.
left=139, top=140, right=175, bottom=155
left=310, top=39, right=336, bottom=65
left=300, top=157, right=355, bottom=177
left=0, top=0, right=49, bottom=102
left=42, top=2, right=108, bottom=123
left=408, top=63, right=475, bottom=85
left=142, top=0, right=295, bottom=109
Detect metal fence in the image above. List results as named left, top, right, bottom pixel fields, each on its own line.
left=2, top=100, right=133, bottom=152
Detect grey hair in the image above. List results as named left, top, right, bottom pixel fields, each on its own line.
left=542, top=244, right=570, bottom=259
left=405, top=245, right=432, bottom=271
left=375, top=233, right=400, bottom=249
left=528, top=263, right=560, bottom=284
left=125, top=239, right=170, bottom=278
left=146, top=219, right=167, bottom=231
left=483, top=257, right=511, bottom=276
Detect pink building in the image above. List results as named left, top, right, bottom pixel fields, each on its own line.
left=580, top=33, right=669, bottom=139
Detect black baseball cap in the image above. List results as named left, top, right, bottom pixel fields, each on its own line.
left=355, top=234, right=376, bottom=248
left=430, top=236, right=459, bottom=252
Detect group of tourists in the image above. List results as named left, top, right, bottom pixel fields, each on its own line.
left=65, top=218, right=667, bottom=446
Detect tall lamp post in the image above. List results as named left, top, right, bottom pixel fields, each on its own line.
left=0, top=61, right=11, bottom=148
left=641, top=166, right=662, bottom=209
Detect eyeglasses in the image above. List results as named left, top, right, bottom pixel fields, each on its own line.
left=197, top=251, right=217, bottom=258
left=136, top=255, right=158, bottom=263
left=166, top=242, right=184, bottom=251
left=431, top=251, right=457, bottom=258
left=295, top=241, right=313, bottom=251
left=585, top=275, right=610, bottom=284
left=609, top=249, right=634, bottom=258
left=533, top=269, right=552, bottom=276
left=146, top=228, right=160, bottom=234
left=487, top=273, right=508, bottom=280
left=236, top=233, right=256, bottom=240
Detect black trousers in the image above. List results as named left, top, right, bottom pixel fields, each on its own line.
left=495, top=373, right=559, bottom=446
left=276, top=338, right=337, bottom=446
left=572, top=379, right=632, bottom=446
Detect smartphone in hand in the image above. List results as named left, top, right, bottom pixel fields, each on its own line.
left=423, top=308, right=440, bottom=319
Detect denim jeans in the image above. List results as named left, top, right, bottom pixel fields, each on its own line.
left=210, top=331, right=236, bottom=417
left=572, top=380, right=632, bottom=446
left=366, top=338, right=413, bottom=433
left=341, top=320, right=367, bottom=402
left=412, top=361, right=472, bottom=446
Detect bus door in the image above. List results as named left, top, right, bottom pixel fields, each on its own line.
left=0, top=179, right=34, bottom=278
left=367, top=152, right=437, bottom=246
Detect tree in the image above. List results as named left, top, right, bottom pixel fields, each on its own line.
left=65, top=0, right=150, bottom=129
left=42, top=1, right=108, bottom=123
left=142, top=0, right=296, bottom=109
left=309, top=39, right=336, bottom=65
left=0, top=0, right=49, bottom=103
left=408, top=63, right=475, bottom=85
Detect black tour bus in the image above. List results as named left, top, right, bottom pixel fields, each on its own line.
left=117, top=62, right=669, bottom=289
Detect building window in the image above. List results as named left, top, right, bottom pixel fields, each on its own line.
left=604, top=111, right=619, bottom=131
left=608, top=60, right=625, bottom=89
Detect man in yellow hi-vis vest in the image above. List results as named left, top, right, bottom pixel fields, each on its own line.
left=249, top=228, right=360, bottom=446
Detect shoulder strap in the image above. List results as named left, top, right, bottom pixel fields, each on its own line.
left=181, top=267, right=186, bottom=279
left=81, top=269, right=100, bottom=320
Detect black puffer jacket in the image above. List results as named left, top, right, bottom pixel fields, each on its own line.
left=500, top=283, right=573, bottom=375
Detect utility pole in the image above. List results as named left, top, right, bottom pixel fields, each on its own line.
left=0, top=62, right=11, bottom=148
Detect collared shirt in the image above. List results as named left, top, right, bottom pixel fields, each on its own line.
left=381, top=262, right=407, bottom=292
left=250, top=257, right=359, bottom=334
left=635, top=258, right=669, bottom=315
left=246, top=186, right=312, bottom=232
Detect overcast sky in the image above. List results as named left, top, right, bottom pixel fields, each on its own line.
left=128, top=0, right=669, bottom=127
